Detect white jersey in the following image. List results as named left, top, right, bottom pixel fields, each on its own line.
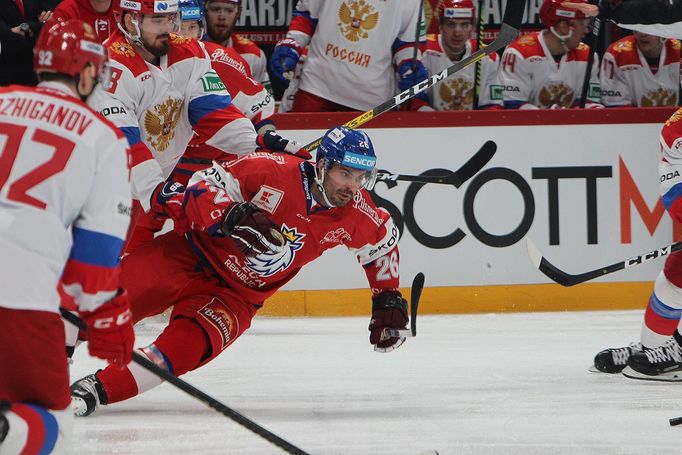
left=286, top=0, right=425, bottom=110
left=0, top=82, right=131, bottom=314
left=499, top=31, right=601, bottom=109
left=422, top=35, right=502, bottom=110
left=90, top=30, right=257, bottom=211
left=600, top=36, right=681, bottom=107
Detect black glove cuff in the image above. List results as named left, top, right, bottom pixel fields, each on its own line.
left=372, top=291, right=407, bottom=312
left=221, top=201, right=258, bottom=236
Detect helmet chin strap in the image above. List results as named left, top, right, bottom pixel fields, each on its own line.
left=313, top=164, right=337, bottom=208
left=549, top=25, right=573, bottom=53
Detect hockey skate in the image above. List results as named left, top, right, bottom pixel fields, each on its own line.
left=71, top=374, right=107, bottom=416
left=622, top=334, right=682, bottom=382
left=591, top=342, right=642, bottom=373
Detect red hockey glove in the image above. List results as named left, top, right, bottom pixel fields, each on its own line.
left=80, top=290, right=134, bottom=367
left=256, top=131, right=311, bottom=160
left=368, top=291, right=408, bottom=353
left=221, top=201, right=286, bottom=257
left=150, top=180, right=188, bottom=233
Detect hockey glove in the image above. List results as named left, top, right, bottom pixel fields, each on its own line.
left=270, top=38, right=302, bottom=88
left=397, top=60, right=428, bottom=93
left=256, top=131, right=311, bottom=160
left=221, top=201, right=286, bottom=257
left=80, top=290, right=134, bottom=367
left=150, top=180, right=188, bottom=233
left=368, top=291, right=409, bottom=353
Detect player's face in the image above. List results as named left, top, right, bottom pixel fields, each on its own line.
left=322, top=163, right=369, bottom=207
left=205, top=2, right=239, bottom=43
left=634, top=31, right=664, bottom=56
left=440, top=18, right=473, bottom=54
left=180, top=20, right=202, bottom=40
left=562, top=18, right=591, bottom=49
left=139, top=13, right=178, bottom=56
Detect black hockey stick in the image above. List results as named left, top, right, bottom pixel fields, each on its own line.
left=375, top=140, right=496, bottom=187
left=670, top=416, right=682, bottom=426
left=579, top=1, right=602, bottom=108
left=526, top=238, right=682, bottom=287
left=385, top=272, right=425, bottom=339
left=60, top=309, right=310, bottom=455
left=301, top=0, right=525, bottom=152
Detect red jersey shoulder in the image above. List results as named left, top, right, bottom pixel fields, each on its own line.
left=607, top=36, right=639, bottom=67
left=662, top=108, right=682, bottom=148
left=508, top=32, right=543, bottom=59
left=203, top=41, right=252, bottom=78
left=231, top=34, right=265, bottom=57
left=424, top=34, right=443, bottom=53
left=664, top=39, right=681, bottom=66
left=566, top=42, right=591, bottom=62
left=167, top=34, right=207, bottom=66
left=106, top=32, right=148, bottom=77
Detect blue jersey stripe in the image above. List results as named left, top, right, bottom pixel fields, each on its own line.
left=650, top=292, right=682, bottom=320
left=120, top=126, right=142, bottom=146
left=188, top=94, right=232, bottom=126
left=70, top=227, right=123, bottom=268
left=662, top=182, right=682, bottom=210
left=292, top=9, right=319, bottom=26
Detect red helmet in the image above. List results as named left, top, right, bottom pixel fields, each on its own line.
left=115, top=0, right=179, bottom=15
left=439, top=0, right=476, bottom=21
left=540, top=0, right=588, bottom=27
left=34, top=19, right=108, bottom=79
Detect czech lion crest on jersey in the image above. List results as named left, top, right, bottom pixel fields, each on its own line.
left=246, top=224, right=304, bottom=277
left=144, top=98, right=183, bottom=152
left=439, top=77, right=474, bottom=110
left=338, top=0, right=379, bottom=42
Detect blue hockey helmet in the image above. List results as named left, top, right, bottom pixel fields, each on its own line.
left=317, top=126, right=377, bottom=189
left=179, top=0, right=205, bottom=37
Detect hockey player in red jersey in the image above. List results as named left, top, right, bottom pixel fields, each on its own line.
left=499, top=0, right=602, bottom=109
left=202, top=0, right=272, bottom=93
left=422, top=0, right=502, bottom=110
left=49, top=0, right=116, bottom=42
left=70, top=126, right=409, bottom=416
left=0, top=20, right=134, bottom=453
left=593, top=109, right=682, bottom=381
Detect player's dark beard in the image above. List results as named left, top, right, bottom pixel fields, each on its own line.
left=144, top=33, right=170, bottom=57
left=206, top=21, right=233, bottom=44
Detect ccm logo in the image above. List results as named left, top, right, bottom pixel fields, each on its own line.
left=92, top=310, right=132, bottom=329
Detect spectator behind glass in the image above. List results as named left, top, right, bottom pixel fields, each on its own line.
left=269, top=0, right=428, bottom=112
left=600, top=31, right=680, bottom=107
left=0, top=0, right=57, bottom=86
left=499, top=0, right=601, bottom=109
left=421, top=0, right=502, bottom=111
left=49, top=0, right=116, bottom=43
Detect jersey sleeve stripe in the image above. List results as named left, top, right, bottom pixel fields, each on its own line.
left=662, top=182, right=682, bottom=210
left=290, top=10, right=318, bottom=36
left=70, top=227, right=123, bottom=268
left=120, top=126, right=142, bottom=146
left=188, top=94, right=233, bottom=126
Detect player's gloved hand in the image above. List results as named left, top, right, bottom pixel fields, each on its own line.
left=150, top=180, right=188, bottom=232
left=256, top=131, right=312, bottom=160
left=220, top=201, right=286, bottom=257
left=397, top=60, right=428, bottom=93
left=80, top=289, right=134, bottom=367
left=368, top=291, right=408, bottom=353
left=270, top=38, right=302, bottom=88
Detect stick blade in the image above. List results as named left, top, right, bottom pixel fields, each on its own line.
left=502, top=0, right=526, bottom=30
left=526, top=238, right=578, bottom=287
left=449, top=140, right=497, bottom=188
left=410, top=272, right=425, bottom=336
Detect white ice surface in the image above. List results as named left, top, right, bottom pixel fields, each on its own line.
left=69, top=310, right=682, bottom=455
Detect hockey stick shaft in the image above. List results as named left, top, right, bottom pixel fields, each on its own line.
left=60, top=308, right=310, bottom=455
left=386, top=272, right=425, bottom=338
left=375, top=140, right=496, bottom=187
left=579, top=4, right=601, bottom=108
left=473, top=0, right=485, bottom=109
left=526, top=238, right=682, bottom=287
left=301, top=0, right=525, bottom=152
